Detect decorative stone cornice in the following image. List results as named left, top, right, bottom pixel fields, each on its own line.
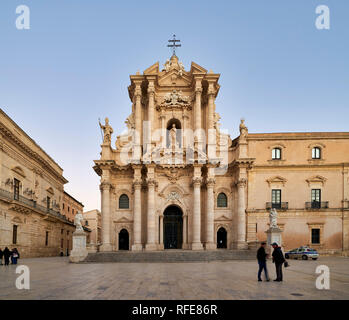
left=146, top=178, right=157, bottom=187
left=133, top=179, right=142, bottom=189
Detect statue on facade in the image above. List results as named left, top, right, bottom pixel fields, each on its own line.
left=99, top=117, right=113, bottom=144
left=178, top=62, right=185, bottom=76
left=74, top=211, right=84, bottom=232
left=239, top=118, right=248, bottom=141
left=169, top=124, right=179, bottom=148
left=164, top=59, right=171, bottom=72
left=269, top=208, right=278, bottom=228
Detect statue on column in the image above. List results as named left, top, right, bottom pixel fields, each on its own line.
left=99, top=117, right=113, bottom=144
left=74, top=211, right=84, bottom=232
left=269, top=208, right=278, bottom=228
left=239, top=118, right=248, bottom=140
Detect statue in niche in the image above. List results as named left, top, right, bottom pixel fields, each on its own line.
left=169, top=124, right=179, bottom=148
left=99, top=117, right=113, bottom=144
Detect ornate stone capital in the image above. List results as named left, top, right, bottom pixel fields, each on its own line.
left=192, top=177, right=202, bottom=187
left=206, top=177, right=216, bottom=187
left=195, top=86, right=203, bottom=94
left=99, top=182, right=111, bottom=191
left=236, top=178, right=247, bottom=188
left=134, top=86, right=142, bottom=98
left=133, top=179, right=142, bottom=189
left=146, top=178, right=157, bottom=187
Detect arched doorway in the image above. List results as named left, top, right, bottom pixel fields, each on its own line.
left=163, top=205, right=183, bottom=249
left=118, top=229, right=129, bottom=250
left=217, top=227, right=227, bottom=249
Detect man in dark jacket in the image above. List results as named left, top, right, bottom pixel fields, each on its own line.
left=257, top=242, right=270, bottom=281
left=0, top=248, right=3, bottom=265
left=3, top=247, right=12, bottom=266
left=272, top=242, right=285, bottom=281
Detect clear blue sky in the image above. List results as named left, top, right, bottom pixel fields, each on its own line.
left=0, top=1, right=348, bottom=211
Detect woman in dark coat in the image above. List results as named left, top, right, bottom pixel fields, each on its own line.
left=0, top=248, right=3, bottom=265
left=3, top=247, right=12, bottom=266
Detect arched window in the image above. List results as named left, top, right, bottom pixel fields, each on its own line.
left=272, top=148, right=282, bottom=160
left=119, top=194, right=129, bottom=209
left=312, top=147, right=321, bottom=159
left=217, top=193, right=227, bottom=208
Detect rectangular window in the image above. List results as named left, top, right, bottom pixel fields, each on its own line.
left=61, top=238, right=63, bottom=248
left=311, top=189, right=321, bottom=208
left=46, top=196, right=51, bottom=210
left=13, top=225, right=18, bottom=244
left=61, top=229, right=63, bottom=234
left=272, top=148, right=281, bottom=160
left=14, top=178, right=20, bottom=200
left=62, top=203, right=65, bottom=210
left=311, top=229, right=320, bottom=244
left=72, top=209, right=74, bottom=215
left=312, top=147, right=321, bottom=159
left=271, top=189, right=281, bottom=208
left=45, top=231, right=49, bottom=246
left=68, top=206, right=70, bottom=212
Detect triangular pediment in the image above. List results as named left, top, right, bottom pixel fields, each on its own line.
left=143, top=62, right=159, bottom=75
left=190, top=61, right=207, bottom=74
left=266, top=176, right=287, bottom=186
left=158, top=69, right=192, bottom=87
left=116, top=216, right=132, bottom=223
left=216, top=214, right=230, bottom=221
left=306, top=175, right=327, bottom=186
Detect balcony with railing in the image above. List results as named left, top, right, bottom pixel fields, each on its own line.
left=0, top=188, right=73, bottom=225
left=305, top=201, right=329, bottom=209
left=266, top=202, right=288, bottom=210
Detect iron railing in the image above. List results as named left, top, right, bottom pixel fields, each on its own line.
left=0, top=188, right=73, bottom=224
left=266, top=202, right=288, bottom=210
left=305, top=201, right=329, bottom=209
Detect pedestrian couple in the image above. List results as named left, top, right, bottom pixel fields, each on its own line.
left=0, top=247, right=20, bottom=266
left=257, top=242, right=285, bottom=282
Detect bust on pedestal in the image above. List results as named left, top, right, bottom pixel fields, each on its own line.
left=69, top=211, right=88, bottom=263
left=265, top=209, right=283, bottom=253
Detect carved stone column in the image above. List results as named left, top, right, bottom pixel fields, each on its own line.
left=100, top=182, right=112, bottom=252
left=207, top=82, right=216, bottom=161
left=159, top=214, right=164, bottom=250
left=182, top=213, right=188, bottom=249
left=132, top=167, right=143, bottom=250
left=134, top=82, right=142, bottom=161
left=145, top=178, right=157, bottom=251
left=235, top=178, right=248, bottom=249
left=147, top=81, right=155, bottom=154
left=205, top=177, right=216, bottom=250
left=194, top=79, right=203, bottom=142
left=192, top=171, right=203, bottom=250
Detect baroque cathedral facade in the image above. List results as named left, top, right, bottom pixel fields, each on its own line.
left=94, top=54, right=349, bottom=254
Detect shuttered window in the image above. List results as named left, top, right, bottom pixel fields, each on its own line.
left=119, top=194, right=129, bottom=209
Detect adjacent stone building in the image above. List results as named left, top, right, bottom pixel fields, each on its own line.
left=94, top=54, right=349, bottom=254
left=0, top=109, right=80, bottom=257
left=83, top=209, right=101, bottom=245
left=62, top=191, right=84, bottom=223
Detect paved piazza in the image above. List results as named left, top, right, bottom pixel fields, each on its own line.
left=0, top=256, right=349, bottom=300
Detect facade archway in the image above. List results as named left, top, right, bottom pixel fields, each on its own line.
left=163, top=205, right=183, bottom=249
left=217, top=227, right=227, bottom=249
left=118, top=229, right=129, bottom=250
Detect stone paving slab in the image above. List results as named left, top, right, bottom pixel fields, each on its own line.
left=0, top=256, right=348, bottom=300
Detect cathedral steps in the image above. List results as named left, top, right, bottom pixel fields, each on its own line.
left=83, top=249, right=256, bottom=263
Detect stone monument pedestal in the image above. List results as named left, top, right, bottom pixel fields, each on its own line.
left=265, top=227, right=283, bottom=254
left=69, top=230, right=88, bottom=263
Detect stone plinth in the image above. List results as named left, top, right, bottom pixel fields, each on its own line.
left=265, top=227, right=283, bottom=254
left=69, top=230, right=88, bottom=263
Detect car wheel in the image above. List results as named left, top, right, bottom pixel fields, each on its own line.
left=312, top=258, right=318, bottom=260
left=285, top=254, right=289, bottom=259
left=302, top=255, right=308, bottom=260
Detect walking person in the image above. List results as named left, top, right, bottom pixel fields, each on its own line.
left=3, top=247, right=12, bottom=266
left=11, top=248, right=20, bottom=265
left=271, top=242, right=285, bottom=282
left=0, top=248, right=3, bottom=265
left=257, top=242, right=270, bottom=281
